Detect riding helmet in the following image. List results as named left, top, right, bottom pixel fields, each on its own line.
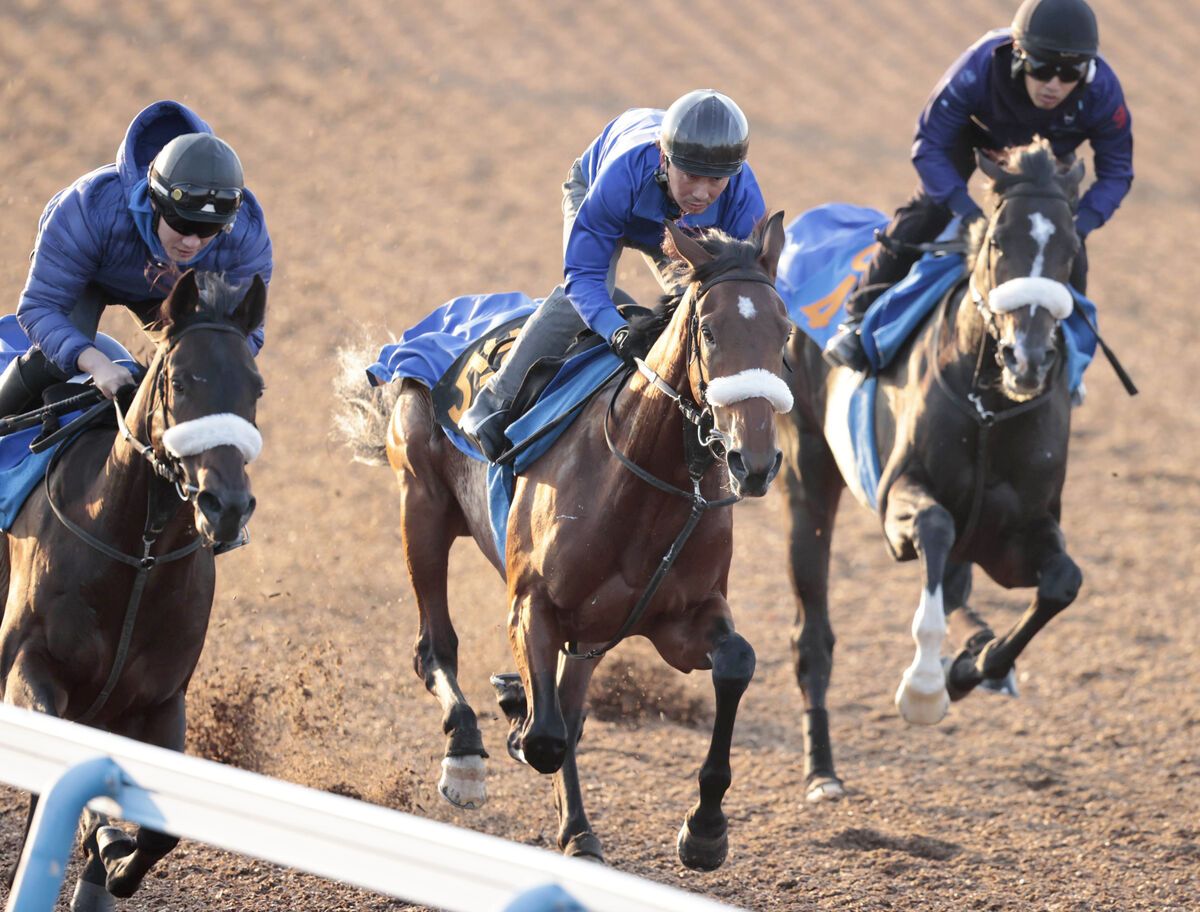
left=1011, top=0, right=1099, bottom=57
left=148, top=133, right=245, bottom=225
left=659, top=90, right=749, bottom=178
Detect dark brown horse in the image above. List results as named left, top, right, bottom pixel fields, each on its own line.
left=340, top=214, right=793, bottom=869
left=0, top=270, right=266, bottom=912
left=780, top=139, right=1086, bottom=801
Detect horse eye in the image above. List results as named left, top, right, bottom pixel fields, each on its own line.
left=171, top=378, right=185, bottom=393
left=701, top=324, right=715, bottom=344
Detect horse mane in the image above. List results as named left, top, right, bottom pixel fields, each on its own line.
left=661, top=220, right=770, bottom=290
left=967, top=137, right=1083, bottom=265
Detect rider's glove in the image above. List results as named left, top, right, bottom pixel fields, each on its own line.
left=608, top=320, right=656, bottom=367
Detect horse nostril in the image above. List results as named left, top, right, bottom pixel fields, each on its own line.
left=727, top=450, right=747, bottom=480
left=1001, top=346, right=1020, bottom=372
left=197, top=490, right=222, bottom=522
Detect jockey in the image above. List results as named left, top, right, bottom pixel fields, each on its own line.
left=825, top=0, right=1133, bottom=371
left=0, top=100, right=273, bottom=416
left=459, top=89, right=766, bottom=461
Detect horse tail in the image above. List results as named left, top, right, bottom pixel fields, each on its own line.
left=332, top=342, right=401, bottom=466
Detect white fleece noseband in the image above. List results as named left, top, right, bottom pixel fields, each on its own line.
left=987, top=277, right=1073, bottom=320
left=161, top=414, right=263, bottom=462
left=705, top=369, right=794, bottom=414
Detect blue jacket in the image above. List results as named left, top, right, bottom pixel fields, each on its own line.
left=912, top=29, right=1133, bottom=237
left=565, top=108, right=766, bottom=341
left=17, top=100, right=273, bottom=374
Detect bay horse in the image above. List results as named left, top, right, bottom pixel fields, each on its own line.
left=340, top=213, right=793, bottom=869
left=1, top=270, right=266, bottom=911
left=780, top=139, right=1086, bottom=801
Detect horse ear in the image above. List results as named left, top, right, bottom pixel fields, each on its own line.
left=663, top=219, right=713, bottom=269
left=163, top=270, right=201, bottom=325
left=976, top=148, right=1007, bottom=183
left=757, top=211, right=786, bottom=281
left=232, top=275, right=268, bottom=338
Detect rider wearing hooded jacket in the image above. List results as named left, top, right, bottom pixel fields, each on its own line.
left=0, top=99, right=273, bottom=415
left=459, top=89, right=766, bottom=461
left=825, top=0, right=1133, bottom=371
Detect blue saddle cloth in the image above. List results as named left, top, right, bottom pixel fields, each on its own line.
left=0, top=316, right=135, bottom=531
left=776, top=203, right=1101, bottom=509
left=367, top=292, right=624, bottom=566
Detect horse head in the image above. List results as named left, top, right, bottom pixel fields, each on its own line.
left=660, top=212, right=793, bottom=497
left=134, top=270, right=267, bottom=543
left=970, top=139, right=1084, bottom=401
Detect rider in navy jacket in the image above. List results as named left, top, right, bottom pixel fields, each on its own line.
left=0, top=100, right=272, bottom=414
left=825, top=0, right=1133, bottom=371
left=459, top=90, right=766, bottom=461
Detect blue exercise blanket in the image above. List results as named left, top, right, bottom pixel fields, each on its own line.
left=0, top=316, right=135, bottom=530
left=367, top=293, right=624, bottom=566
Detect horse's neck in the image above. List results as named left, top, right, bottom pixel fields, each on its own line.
left=940, top=278, right=992, bottom=385
left=612, top=322, right=695, bottom=487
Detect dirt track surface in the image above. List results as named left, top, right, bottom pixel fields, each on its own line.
left=1, top=1, right=1197, bottom=910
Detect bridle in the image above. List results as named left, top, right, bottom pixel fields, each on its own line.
left=563, top=267, right=780, bottom=660
left=44, top=319, right=260, bottom=722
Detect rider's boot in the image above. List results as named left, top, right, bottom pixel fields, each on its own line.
left=459, top=384, right=511, bottom=462
left=822, top=315, right=869, bottom=371
left=0, top=351, right=55, bottom=418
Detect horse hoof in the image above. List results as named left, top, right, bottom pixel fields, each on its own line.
left=95, top=826, right=135, bottom=863
left=978, top=668, right=1019, bottom=697
left=71, top=879, right=115, bottom=912
left=676, top=818, right=728, bottom=871
left=895, top=677, right=950, bottom=725
left=563, top=832, right=605, bottom=863
left=438, top=755, right=487, bottom=809
left=521, top=733, right=566, bottom=775
left=805, top=776, right=845, bottom=803
left=505, top=728, right=527, bottom=765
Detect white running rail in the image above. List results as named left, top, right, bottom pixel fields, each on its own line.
left=0, top=704, right=744, bottom=912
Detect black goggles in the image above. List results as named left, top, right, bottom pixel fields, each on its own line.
left=1021, top=52, right=1090, bottom=84
left=163, top=183, right=243, bottom=217
left=160, top=209, right=225, bottom=239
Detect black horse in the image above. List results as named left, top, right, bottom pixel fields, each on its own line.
left=1, top=270, right=266, bottom=911
left=780, top=138, right=1087, bottom=801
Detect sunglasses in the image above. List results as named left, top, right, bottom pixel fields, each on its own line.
left=162, top=182, right=243, bottom=217
left=160, top=209, right=225, bottom=239
left=1021, top=52, right=1090, bottom=84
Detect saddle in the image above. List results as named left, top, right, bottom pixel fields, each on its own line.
left=431, top=303, right=651, bottom=448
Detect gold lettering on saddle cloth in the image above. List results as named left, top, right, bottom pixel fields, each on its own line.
left=800, top=242, right=877, bottom=329
left=448, top=332, right=518, bottom=424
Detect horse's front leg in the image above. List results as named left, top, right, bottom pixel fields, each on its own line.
left=779, top=413, right=844, bottom=802
left=510, top=588, right=568, bottom=775
left=550, top=653, right=603, bottom=862
left=947, top=516, right=1081, bottom=697
left=676, top=613, right=756, bottom=872
left=75, top=694, right=186, bottom=910
left=884, top=477, right=954, bottom=725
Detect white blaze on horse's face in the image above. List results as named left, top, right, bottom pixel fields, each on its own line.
left=737, top=295, right=756, bottom=319
left=1027, top=211, right=1055, bottom=279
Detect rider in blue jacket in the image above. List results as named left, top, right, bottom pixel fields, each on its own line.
left=825, top=0, right=1133, bottom=371
left=460, top=89, right=766, bottom=461
left=0, top=100, right=273, bottom=415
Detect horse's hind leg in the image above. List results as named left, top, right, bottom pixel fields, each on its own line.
left=677, top=619, right=755, bottom=872
left=551, top=655, right=603, bottom=862
left=779, top=415, right=844, bottom=801
left=399, top=473, right=488, bottom=809
left=947, top=518, right=1081, bottom=697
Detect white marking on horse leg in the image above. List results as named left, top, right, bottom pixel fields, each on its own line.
left=737, top=294, right=756, bottom=319
left=895, top=583, right=950, bottom=725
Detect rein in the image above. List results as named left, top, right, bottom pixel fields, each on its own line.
left=561, top=270, right=772, bottom=660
